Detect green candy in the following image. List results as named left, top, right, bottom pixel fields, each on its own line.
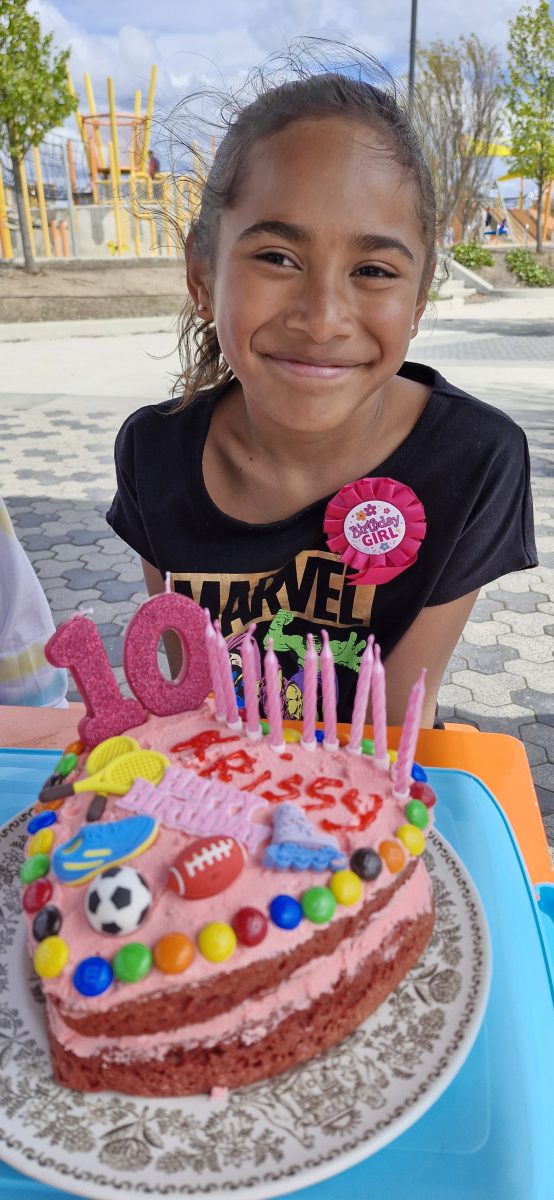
left=260, top=720, right=270, bottom=736
left=113, top=942, right=153, bottom=984
left=404, top=799, right=429, bottom=830
left=361, top=738, right=375, bottom=756
left=302, top=886, right=336, bottom=924
left=20, top=853, right=50, bottom=884
left=54, top=752, right=78, bottom=778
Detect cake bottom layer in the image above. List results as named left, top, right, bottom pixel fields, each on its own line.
left=47, top=908, right=434, bottom=1097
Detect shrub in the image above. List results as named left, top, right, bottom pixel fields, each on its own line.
left=505, top=249, right=554, bottom=287
left=452, top=243, right=494, bottom=269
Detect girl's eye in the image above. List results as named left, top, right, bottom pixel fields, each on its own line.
left=356, top=264, right=396, bottom=279
left=254, top=251, right=296, bottom=267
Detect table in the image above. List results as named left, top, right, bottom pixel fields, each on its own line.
left=1, top=704, right=551, bottom=885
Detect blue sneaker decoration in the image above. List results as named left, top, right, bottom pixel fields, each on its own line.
left=52, top=815, right=158, bottom=887
left=263, top=802, right=347, bottom=872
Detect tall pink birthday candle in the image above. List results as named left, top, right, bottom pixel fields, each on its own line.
left=393, top=668, right=427, bottom=798
left=321, top=629, right=339, bottom=752
left=264, top=637, right=284, bottom=753
left=347, top=636, right=374, bottom=754
left=241, top=624, right=261, bottom=740
left=204, top=610, right=226, bottom=722
left=371, top=642, right=389, bottom=768
left=215, top=621, right=242, bottom=731
left=301, top=633, right=318, bottom=750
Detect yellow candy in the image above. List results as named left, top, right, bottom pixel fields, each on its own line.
left=34, top=936, right=69, bottom=979
left=27, top=828, right=55, bottom=857
left=396, top=823, right=426, bottom=856
left=329, top=869, right=363, bottom=906
left=388, top=749, right=398, bottom=764
left=197, top=922, right=237, bottom=963
left=283, top=729, right=302, bottom=743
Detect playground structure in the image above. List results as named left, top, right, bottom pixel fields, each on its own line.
left=0, top=65, right=210, bottom=261
left=458, top=138, right=554, bottom=246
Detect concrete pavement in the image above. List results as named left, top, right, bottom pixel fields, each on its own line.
left=1, top=291, right=553, bottom=852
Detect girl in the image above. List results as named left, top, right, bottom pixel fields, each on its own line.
left=107, top=43, right=536, bottom=728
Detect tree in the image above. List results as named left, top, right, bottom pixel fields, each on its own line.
left=416, top=35, right=505, bottom=240
left=501, top=0, right=554, bottom=254
left=0, top=0, right=76, bottom=271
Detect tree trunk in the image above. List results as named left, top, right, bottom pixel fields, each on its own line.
left=10, top=152, right=38, bottom=274
left=535, top=172, right=543, bottom=255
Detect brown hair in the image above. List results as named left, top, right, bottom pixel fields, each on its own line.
left=172, top=39, right=439, bottom=409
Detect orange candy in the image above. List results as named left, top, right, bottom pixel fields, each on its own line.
left=154, top=932, right=195, bottom=975
left=378, top=839, right=406, bottom=874
left=64, top=740, right=85, bottom=757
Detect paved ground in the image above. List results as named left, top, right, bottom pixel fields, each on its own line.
left=1, top=291, right=553, bottom=853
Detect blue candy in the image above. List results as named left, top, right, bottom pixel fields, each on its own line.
left=315, top=729, right=325, bottom=743
left=73, top=956, right=114, bottom=997
left=411, top=762, right=428, bottom=782
left=27, top=809, right=58, bottom=835
left=269, top=894, right=303, bottom=930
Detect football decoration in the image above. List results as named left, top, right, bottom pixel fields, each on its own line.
left=167, top=836, right=246, bottom=900
left=85, top=865, right=152, bottom=936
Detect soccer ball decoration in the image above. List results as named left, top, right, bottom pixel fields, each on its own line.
left=85, top=865, right=152, bottom=936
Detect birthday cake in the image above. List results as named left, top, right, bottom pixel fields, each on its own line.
left=19, top=594, right=435, bottom=1097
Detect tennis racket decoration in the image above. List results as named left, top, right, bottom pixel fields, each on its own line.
left=323, top=476, right=426, bottom=586
left=39, top=749, right=169, bottom=804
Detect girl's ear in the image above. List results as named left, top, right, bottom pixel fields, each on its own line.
left=185, top=229, right=213, bottom=319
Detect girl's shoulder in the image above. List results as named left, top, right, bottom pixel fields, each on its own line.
left=401, top=361, right=527, bottom=453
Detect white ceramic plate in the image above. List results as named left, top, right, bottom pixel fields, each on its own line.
left=0, top=810, right=490, bottom=1200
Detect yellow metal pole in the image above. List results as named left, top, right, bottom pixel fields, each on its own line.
left=129, top=175, right=141, bottom=256
left=133, top=89, right=142, bottom=174
left=18, top=160, right=36, bottom=258
left=107, top=77, right=121, bottom=185
left=108, top=140, right=124, bottom=255
left=32, top=146, right=51, bottom=258
left=0, top=165, right=13, bottom=259
left=162, top=174, right=172, bottom=255
left=141, top=64, right=157, bottom=174
left=542, top=179, right=552, bottom=243
left=84, top=72, right=106, bottom=171
left=66, top=69, right=86, bottom=147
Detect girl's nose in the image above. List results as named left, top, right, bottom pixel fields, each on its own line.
left=283, top=274, right=354, bottom=342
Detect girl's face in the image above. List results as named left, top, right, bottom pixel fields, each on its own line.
left=194, top=116, right=431, bottom=433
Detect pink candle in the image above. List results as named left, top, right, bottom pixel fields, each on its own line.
left=371, top=643, right=388, bottom=767
left=347, top=636, right=374, bottom=754
left=46, top=615, right=146, bottom=748
left=321, top=629, right=338, bottom=751
left=204, top=610, right=226, bottom=721
left=241, top=624, right=261, bottom=740
left=393, top=668, right=427, bottom=798
left=301, top=633, right=318, bottom=749
left=264, top=637, right=284, bottom=752
left=215, top=622, right=242, bottom=731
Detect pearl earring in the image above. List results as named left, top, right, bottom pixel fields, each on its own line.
left=411, top=324, right=416, bottom=332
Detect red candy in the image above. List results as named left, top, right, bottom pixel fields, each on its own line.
left=410, top=782, right=437, bottom=808
left=232, top=907, right=268, bottom=946
left=167, top=836, right=246, bottom=899
left=22, top=877, right=53, bottom=913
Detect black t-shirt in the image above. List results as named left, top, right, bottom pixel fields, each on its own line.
left=106, top=362, right=537, bottom=723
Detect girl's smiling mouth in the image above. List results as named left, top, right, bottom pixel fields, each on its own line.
left=264, top=353, right=362, bottom=379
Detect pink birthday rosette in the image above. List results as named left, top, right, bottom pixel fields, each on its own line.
left=324, top=476, right=426, bottom=586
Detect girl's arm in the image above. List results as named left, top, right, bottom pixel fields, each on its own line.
left=379, top=590, right=479, bottom=728
left=141, top=558, right=183, bottom=677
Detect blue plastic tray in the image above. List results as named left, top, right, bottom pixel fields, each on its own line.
left=0, top=749, right=553, bottom=1200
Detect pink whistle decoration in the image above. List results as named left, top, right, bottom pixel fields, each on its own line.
left=348, top=636, right=374, bottom=754
left=371, top=643, right=388, bottom=768
left=321, top=630, right=339, bottom=751
left=264, top=637, right=284, bottom=753
left=241, top=624, right=262, bottom=740
left=215, top=621, right=241, bottom=731
left=324, top=476, right=426, bottom=586
left=204, top=610, right=226, bottom=722
left=45, top=615, right=146, bottom=749
left=393, top=668, right=427, bottom=798
left=301, top=633, right=318, bottom=750
left=124, top=591, right=211, bottom=716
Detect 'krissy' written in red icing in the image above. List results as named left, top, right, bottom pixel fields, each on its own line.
left=170, top=729, right=382, bottom=833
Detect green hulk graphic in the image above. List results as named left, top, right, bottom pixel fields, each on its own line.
left=263, top=609, right=366, bottom=719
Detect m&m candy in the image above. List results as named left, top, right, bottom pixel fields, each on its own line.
left=32, top=905, right=62, bottom=942
left=20, top=853, right=50, bottom=884
left=113, top=942, right=153, bottom=983
left=27, top=810, right=57, bottom=835
left=329, top=870, right=363, bottom=906
left=350, top=847, right=382, bottom=881
left=361, top=738, right=375, bottom=756
left=232, top=907, right=268, bottom=947
left=378, top=840, right=406, bottom=874
left=154, top=932, right=195, bottom=974
left=34, top=935, right=69, bottom=978
left=404, top=799, right=429, bottom=830
left=396, top=824, right=426, bottom=856
left=411, top=762, right=427, bottom=782
left=302, top=887, right=336, bottom=924
left=73, top=956, right=114, bottom=997
left=54, top=752, right=78, bottom=778
left=27, top=828, right=55, bottom=858
left=269, top=894, right=303, bottom=930
left=410, top=781, right=436, bottom=808
left=22, top=877, right=53, bottom=913
left=197, top=922, right=237, bottom=963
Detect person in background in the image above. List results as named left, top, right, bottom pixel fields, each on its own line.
left=148, top=149, right=160, bottom=178
left=0, top=499, right=68, bottom=707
